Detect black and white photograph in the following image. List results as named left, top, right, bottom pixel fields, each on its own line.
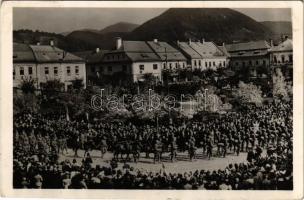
left=0, top=1, right=303, bottom=198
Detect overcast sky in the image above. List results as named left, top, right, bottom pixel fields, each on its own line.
left=13, top=8, right=291, bottom=33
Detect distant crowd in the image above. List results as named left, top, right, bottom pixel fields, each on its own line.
left=13, top=100, right=293, bottom=189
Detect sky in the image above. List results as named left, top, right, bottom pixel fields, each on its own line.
left=13, top=8, right=292, bottom=33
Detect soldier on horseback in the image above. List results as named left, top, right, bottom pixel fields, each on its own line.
left=154, top=134, right=163, bottom=164
left=169, top=135, right=177, bottom=162
left=100, top=136, right=108, bottom=158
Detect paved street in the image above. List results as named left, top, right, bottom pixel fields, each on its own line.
left=59, top=148, right=254, bottom=173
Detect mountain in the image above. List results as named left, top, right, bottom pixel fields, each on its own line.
left=99, top=22, right=139, bottom=34
left=66, top=31, right=130, bottom=50
left=65, top=22, right=139, bottom=49
left=260, top=21, right=292, bottom=38
left=129, top=8, right=273, bottom=44
left=13, top=29, right=97, bottom=51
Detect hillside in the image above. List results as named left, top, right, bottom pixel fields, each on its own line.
left=66, top=31, right=130, bottom=50
left=13, top=29, right=96, bottom=51
left=99, top=22, right=139, bottom=34
left=260, top=21, right=292, bottom=42
left=129, top=8, right=273, bottom=43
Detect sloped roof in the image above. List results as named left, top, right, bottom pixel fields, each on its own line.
left=122, top=41, right=154, bottom=52
left=225, top=40, right=271, bottom=52
left=147, top=41, right=187, bottom=61
left=104, top=40, right=161, bottom=62
left=190, top=41, right=226, bottom=58
left=218, top=45, right=231, bottom=57
left=228, top=49, right=269, bottom=58
left=74, top=50, right=109, bottom=64
left=13, top=43, right=36, bottom=62
left=29, top=45, right=84, bottom=63
left=270, top=39, right=293, bottom=52
left=178, top=42, right=202, bottom=59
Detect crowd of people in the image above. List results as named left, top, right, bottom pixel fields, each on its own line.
left=13, top=100, right=293, bottom=189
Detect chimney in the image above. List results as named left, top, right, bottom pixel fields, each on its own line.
left=153, top=38, right=158, bottom=43
left=222, top=42, right=225, bottom=47
left=116, top=37, right=122, bottom=50
left=96, top=47, right=100, bottom=53
left=284, top=35, right=288, bottom=41
left=50, top=39, right=54, bottom=47
left=177, top=40, right=180, bottom=46
left=188, top=38, right=192, bottom=45
left=270, top=39, right=273, bottom=47
left=37, top=42, right=40, bottom=46
left=202, top=38, right=205, bottom=44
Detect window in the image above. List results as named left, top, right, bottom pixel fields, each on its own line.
left=289, top=54, right=292, bottom=62
left=163, top=63, right=166, bottom=69
left=263, top=60, right=266, bottom=65
left=20, top=67, right=24, bottom=75
left=91, top=66, right=95, bottom=73
left=28, top=67, right=33, bottom=75
left=235, top=62, right=239, bottom=66
left=256, top=60, right=259, bottom=65
left=44, top=67, right=49, bottom=75
left=183, top=63, right=185, bottom=68
left=199, top=60, right=201, bottom=66
left=249, top=60, right=252, bottom=65
left=153, top=64, right=158, bottom=70
left=122, top=65, right=127, bottom=72
left=273, top=56, right=277, bottom=63
left=194, top=60, right=197, bottom=66
left=13, top=69, right=15, bottom=79
left=209, top=62, right=211, bottom=67
left=139, top=65, right=144, bottom=71
left=66, top=66, right=70, bottom=76
left=219, top=62, right=222, bottom=67
left=108, top=66, right=112, bottom=72
left=213, top=61, right=215, bottom=66
left=223, top=61, right=226, bottom=67
left=175, top=63, right=178, bottom=69
left=242, top=62, right=246, bottom=67
left=54, top=67, right=58, bottom=75
left=169, top=63, right=172, bottom=69
left=205, top=62, right=208, bottom=67
left=75, top=66, right=79, bottom=75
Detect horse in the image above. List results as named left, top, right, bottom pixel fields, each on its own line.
left=113, top=140, right=141, bottom=162
left=153, top=140, right=163, bottom=163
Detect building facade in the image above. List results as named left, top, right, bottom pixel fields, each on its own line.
left=177, top=39, right=228, bottom=71
left=269, top=38, right=293, bottom=79
left=101, top=38, right=162, bottom=83
left=13, top=42, right=86, bottom=91
left=225, top=40, right=271, bottom=77
left=146, top=39, right=187, bottom=71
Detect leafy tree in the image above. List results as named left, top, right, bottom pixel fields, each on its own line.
left=20, top=77, right=36, bottom=94
left=273, top=68, right=289, bottom=100
left=234, top=81, right=263, bottom=106
left=71, top=78, right=84, bottom=91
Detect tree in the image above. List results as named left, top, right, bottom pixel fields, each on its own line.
left=273, top=68, right=289, bottom=100
left=234, top=81, right=263, bottom=106
left=195, top=88, right=231, bottom=113
left=20, top=77, right=36, bottom=94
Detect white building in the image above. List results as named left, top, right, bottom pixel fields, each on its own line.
left=13, top=42, right=86, bottom=91
left=177, top=39, right=229, bottom=71
left=101, top=38, right=162, bottom=83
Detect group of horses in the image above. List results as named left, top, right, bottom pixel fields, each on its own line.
left=69, top=134, right=234, bottom=163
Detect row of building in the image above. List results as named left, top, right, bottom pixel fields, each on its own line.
left=13, top=36, right=293, bottom=90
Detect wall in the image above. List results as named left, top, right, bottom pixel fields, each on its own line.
left=13, top=63, right=37, bottom=88
left=36, top=62, right=86, bottom=90
left=162, top=61, right=187, bottom=70
left=131, top=62, right=162, bottom=82
left=271, top=51, right=293, bottom=65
